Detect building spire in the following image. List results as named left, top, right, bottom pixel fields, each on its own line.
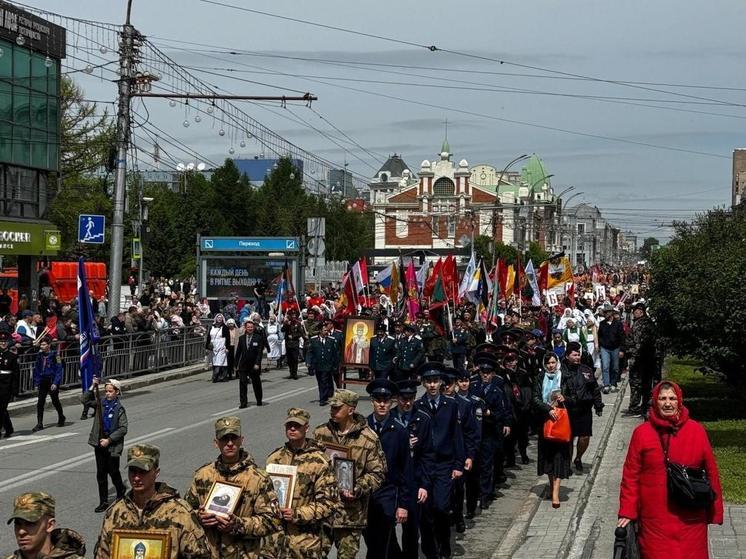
left=441, top=117, right=450, bottom=154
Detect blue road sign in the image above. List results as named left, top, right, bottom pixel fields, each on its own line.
left=200, top=237, right=299, bottom=252
left=78, top=215, right=106, bottom=244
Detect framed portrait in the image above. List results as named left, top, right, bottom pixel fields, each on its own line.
left=323, top=442, right=350, bottom=462
left=204, top=480, right=243, bottom=518
left=342, top=317, right=376, bottom=367
left=334, top=457, right=355, bottom=493
left=268, top=472, right=295, bottom=509
left=111, top=530, right=171, bottom=559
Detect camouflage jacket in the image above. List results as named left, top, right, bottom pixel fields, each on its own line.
left=184, top=450, right=282, bottom=559
left=95, top=482, right=210, bottom=559
left=6, top=528, right=86, bottom=559
left=627, top=315, right=657, bottom=367
left=312, top=413, right=386, bottom=529
left=264, top=439, right=339, bottom=558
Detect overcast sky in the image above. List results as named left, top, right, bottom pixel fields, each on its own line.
left=31, top=0, right=746, bottom=239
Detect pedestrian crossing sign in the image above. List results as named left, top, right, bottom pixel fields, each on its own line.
left=78, top=215, right=106, bottom=244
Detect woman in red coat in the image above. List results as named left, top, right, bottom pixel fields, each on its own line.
left=618, top=381, right=723, bottom=558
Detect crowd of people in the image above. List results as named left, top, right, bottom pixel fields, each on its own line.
left=1, top=263, right=725, bottom=559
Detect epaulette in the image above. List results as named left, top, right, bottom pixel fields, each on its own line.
left=387, top=336, right=395, bottom=340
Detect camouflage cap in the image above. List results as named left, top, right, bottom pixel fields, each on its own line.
left=215, top=416, right=241, bottom=439
left=7, top=492, right=55, bottom=524
left=284, top=407, right=310, bottom=426
left=329, top=389, right=359, bottom=408
left=126, top=443, right=160, bottom=471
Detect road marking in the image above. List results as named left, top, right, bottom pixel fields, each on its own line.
left=210, top=386, right=312, bottom=416
left=0, top=433, right=78, bottom=452
left=0, top=385, right=317, bottom=493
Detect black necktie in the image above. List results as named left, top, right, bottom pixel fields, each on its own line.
left=375, top=422, right=382, bottom=435
left=430, top=400, right=437, bottom=413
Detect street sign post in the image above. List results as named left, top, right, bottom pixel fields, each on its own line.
left=78, top=215, right=106, bottom=244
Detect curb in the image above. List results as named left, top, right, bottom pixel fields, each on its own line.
left=7, top=363, right=210, bottom=418
left=557, top=381, right=628, bottom=558
left=491, top=382, right=628, bottom=559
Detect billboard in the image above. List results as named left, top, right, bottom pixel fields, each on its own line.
left=200, top=257, right=298, bottom=301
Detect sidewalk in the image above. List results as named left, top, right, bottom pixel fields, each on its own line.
left=491, top=381, right=627, bottom=559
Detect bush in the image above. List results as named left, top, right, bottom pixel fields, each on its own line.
left=649, top=204, right=746, bottom=387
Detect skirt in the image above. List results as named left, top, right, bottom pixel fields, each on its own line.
left=537, top=436, right=572, bottom=478
left=570, top=406, right=594, bottom=438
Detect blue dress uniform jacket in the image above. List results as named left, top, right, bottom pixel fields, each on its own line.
left=33, top=350, right=63, bottom=387
left=395, top=335, right=425, bottom=376
left=391, top=406, right=435, bottom=494
left=306, top=335, right=340, bottom=372
left=455, top=393, right=480, bottom=461
left=470, top=376, right=513, bottom=432
left=414, top=395, right=465, bottom=471
left=449, top=329, right=469, bottom=356
left=367, top=413, right=413, bottom=516
left=369, top=335, right=396, bottom=376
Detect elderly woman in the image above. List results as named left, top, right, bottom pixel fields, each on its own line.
left=88, top=377, right=128, bottom=512
left=206, top=313, right=230, bottom=382
left=265, top=314, right=285, bottom=369
left=618, top=381, right=723, bottom=558
left=225, top=318, right=239, bottom=379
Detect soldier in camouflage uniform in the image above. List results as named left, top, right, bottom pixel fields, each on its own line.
left=265, top=407, right=338, bottom=558
left=312, top=389, right=386, bottom=559
left=626, top=302, right=658, bottom=417
left=5, top=492, right=86, bottom=559
left=185, top=417, right=281, bottom=559
left=95, top=444, right=211, bottom=559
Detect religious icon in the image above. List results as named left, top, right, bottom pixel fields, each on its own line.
left=268, top=472, right=295, bottom=509
left=204, top=480, right=243, bottom=518
left=322, top=442, right=350, bottom=462
left=334, top=458, right=355, bottom=493
left=343, top=317, right=376, bottom=367
left=111, top=530, right=170, bottom=559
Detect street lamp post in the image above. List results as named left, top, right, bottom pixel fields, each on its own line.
left=138, top=196, right=153, bottom=294
left=490, top=154, right=530, bottom=266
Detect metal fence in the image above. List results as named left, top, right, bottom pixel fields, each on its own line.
left=15, top=326, right=208, bottom=396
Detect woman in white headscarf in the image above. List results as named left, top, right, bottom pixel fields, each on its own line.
left=266, top=313, right=285, bottom=369
left=206, top=313, right=230, bottom=382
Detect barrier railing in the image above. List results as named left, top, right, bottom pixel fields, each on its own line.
left=14, top=326, right=208, bottom=396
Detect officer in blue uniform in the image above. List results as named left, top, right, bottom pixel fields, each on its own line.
left=329, top=319, right=346, bottom=386
left=469, top=352, right=512, bottom=509
left=415, top=362, right=464, bottom=559
left=364, top=378, right=413, bottom=559
left=393, top=324, right=424, bottom=383
left=449, top=318, right=471, bottom=372
left=456, top=368, right=484, bottom=519
left=442, top=368, right=479, bottom=533
left=369, top=324, right=397, bottom=380
left=391, top=379, right=433, bottom=559
left=32, top=337, right=65, bottom=432
left=305, top=321, right=340, bottom=406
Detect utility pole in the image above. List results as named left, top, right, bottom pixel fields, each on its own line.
left=109, top=0, right=136, bottom=317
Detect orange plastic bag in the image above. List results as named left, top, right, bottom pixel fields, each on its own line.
left=543, top=407, right=572, bottom=443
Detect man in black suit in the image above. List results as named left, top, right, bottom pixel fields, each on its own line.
left=235, top=321, right=269, bottom=408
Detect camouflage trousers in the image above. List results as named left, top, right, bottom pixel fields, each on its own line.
left=628, top=364, right=655, bottom=414
left=332, top=528, right=362, bottom=559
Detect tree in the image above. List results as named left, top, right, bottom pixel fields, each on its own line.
left=640, top=237, right=660, bottom=259
left=648, top=206, right=746, bottom=386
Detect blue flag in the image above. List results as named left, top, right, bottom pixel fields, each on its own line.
left=78, top=258, right=101, bottom=392
left=275, top=262, right=287, bottom=323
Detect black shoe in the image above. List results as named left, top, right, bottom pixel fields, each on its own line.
left=80, top=413, right=89, bottom=420
left=290, top=375, right=298, bottom=380
left=238, top=403, right=248, bottom=409
left=3, top=429, right=13, bottom=438
left=319, top=400, right=329, bottom=406
left=479, top=498, right=490, bottom=510
left=94, top=503, right=109, bottom=513
left=505, top=459, right=516, bottom=468
left=32, top=423, right=44, bottom=433
left=496, top=475, right=507, bottom=484
left=465, top=511, right=475, bottom=520
left=455, top=521, right=466, bottom=533
left=574, top=458, right=583, bottom=473
left=57, top=416, right=66, bottom=427
left=521, top=454, right=530, bottom=465
left=256, top=402, right=264, bottom=407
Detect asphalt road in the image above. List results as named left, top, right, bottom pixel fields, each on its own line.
left=0, top=367, right=352, bottom=556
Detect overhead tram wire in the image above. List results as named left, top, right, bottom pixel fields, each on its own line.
left=151, top=37, right=746, bottom=94
left=195, top=0, right=746, bottom=110
left=158, top=46, right=732, bottom=161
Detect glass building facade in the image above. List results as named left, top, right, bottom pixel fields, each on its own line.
left=0, top=37, right=59, bottom=219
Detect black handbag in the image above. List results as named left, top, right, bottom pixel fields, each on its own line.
left=659, top=433, right=715, bottom=509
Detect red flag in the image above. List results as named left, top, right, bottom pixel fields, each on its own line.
left=342, top=272, right=357, bottom=314
left=538, top=261, right=548, bottom=292
left=567, top=282, right=576, bottom=307
left=405, top=261, right=421, bottom=320
left=423, top=257, right=443, bottom=299
left=442, top=255, right=457, bottom=301
left=497, top=258, right=508, bottom=298
left=359, top=258, right=369, bottom=287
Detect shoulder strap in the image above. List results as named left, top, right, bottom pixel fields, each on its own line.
left=657, top=431, right=671, bottom=462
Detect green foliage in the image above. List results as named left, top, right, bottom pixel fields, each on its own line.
left=470, top=237, right=548, bottom=267
left=640, top=236, right=660, bottom=259
left=650, top=207, right=746, bottom=384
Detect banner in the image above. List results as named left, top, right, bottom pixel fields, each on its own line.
left=78, top=258, right=100, bottom=392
